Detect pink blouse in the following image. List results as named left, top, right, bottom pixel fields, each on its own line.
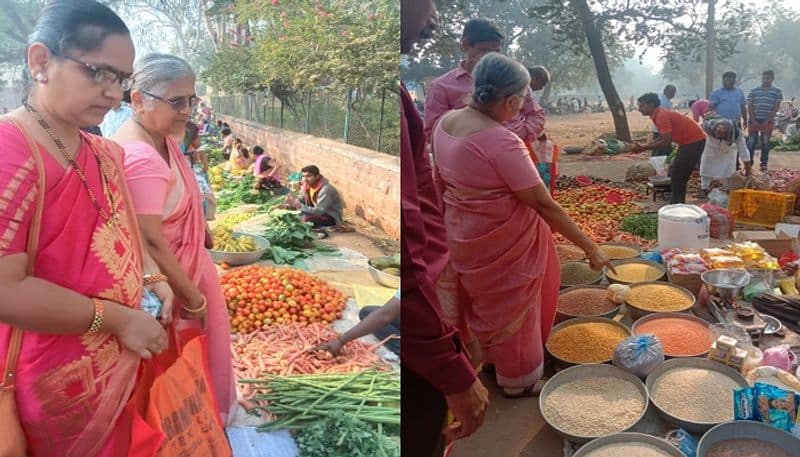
left=122, top=141, right=183, bottom=218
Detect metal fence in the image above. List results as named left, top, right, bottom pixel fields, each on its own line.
left=211, top=88, right=400, bottom=156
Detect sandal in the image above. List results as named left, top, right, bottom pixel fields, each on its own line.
left=502, top=378, right=549, bottom=398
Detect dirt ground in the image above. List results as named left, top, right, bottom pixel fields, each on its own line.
left=323, top=209, right=399, bottom=258
left=450, top=112, right=800, bottom=457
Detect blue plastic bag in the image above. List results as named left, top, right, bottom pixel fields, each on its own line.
left=666, top=429, right=698, bottom=457
left=612, top=334, right=665, bottom=379
left=641, top=250, right=662, bottom=264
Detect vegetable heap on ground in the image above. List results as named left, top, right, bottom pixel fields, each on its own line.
left=620, top=213, right=658, bottom=240
left=222, top=266, right=346, bottom=333
left=262, top=209, right=340, bottom=264
left=296, top=412, right=399, bottom=457
left=554, top=184, right=651, bottom=246
left=217, top=175, right=287, bottom=211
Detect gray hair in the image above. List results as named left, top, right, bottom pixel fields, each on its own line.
left=131, top=53, right=195, bottom=97
left=472, top=53, right=530, bottom=105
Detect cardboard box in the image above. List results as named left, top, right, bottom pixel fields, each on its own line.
left=732, top=226, right=799, bottom=257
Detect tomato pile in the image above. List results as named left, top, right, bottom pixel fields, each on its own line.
left=222, top=265, right=346, bottom=334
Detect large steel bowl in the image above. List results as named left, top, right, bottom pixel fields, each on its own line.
left=605, top=258, right=666, bottom=285
left=539, top=364, right=648, bottom=444
left=368, top=257, right=400, bottom=289
left=556, top=285, right=622, bottom=323
left=625, top=282, right=696, bottom=319
left=697, top=421, right=800, bottom=457
left=546, top=317, right=632, bottom=368
left=599, top=242, right=644, bottom=260
left=701, top=269, right=751, bottom=302
left=207, top=233, right=270, bottom=266
left=574, top=433, right=686, bottom=457
left=632, top=313, right=711, bottom=358
left=561, top=261, right=603, bottom=289
left=646, top=358, right=748, bottom=434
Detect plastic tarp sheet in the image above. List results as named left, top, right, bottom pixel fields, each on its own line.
left=226, top=427, right=298, bottom=457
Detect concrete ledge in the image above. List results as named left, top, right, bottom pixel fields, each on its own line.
left=218, top=115, right=399, bottom=238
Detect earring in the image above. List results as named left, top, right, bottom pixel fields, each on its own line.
left=35, top=73, right=47, bottom=83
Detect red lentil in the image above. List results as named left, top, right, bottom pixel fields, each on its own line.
left=634, top=317, right=711, bottom=356
left=558, top=288, right=617, bottom=316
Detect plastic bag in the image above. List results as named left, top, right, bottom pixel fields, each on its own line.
left=708, top=188, right=729, bottom=207
left=763, top=345, right=798, bottom=372
left=754, top=383, right=797, bottom=433
left=699, top=203, right=733, bottom=240
left=665, top=429, right=698, bottom=457
left=607, top=284, right=630, bottom=305
left=612, top=334, right=665, bottom=378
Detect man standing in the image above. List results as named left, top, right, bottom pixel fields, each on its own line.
left=423, top=18, right=544, bottom=145
left=402, top=2, right=489, bottom=456
left=632, top=92, right=706, bottom=204
left=709, top=71, right=747, bottom=127
left=747, top=70, right=783, bottom=172
left=651, top=84, right=677, bottom=156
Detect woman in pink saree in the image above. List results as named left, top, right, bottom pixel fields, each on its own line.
left=113, top=53, right=236, bottom=424
left=432, top=53, right=614, bottom=397
left=0, top=2, right=172, bottom=455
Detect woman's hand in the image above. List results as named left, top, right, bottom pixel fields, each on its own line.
left=106, top=301, right=168, bottom=359
left=147, top=281, right=175, bottom=325
left=315, top=338, right=344, bottom=357
left=204, top=224, right=214, bottom=249
left=588, top=248, right=616, bottom=275
left=181, top=294, right=208, bottom=329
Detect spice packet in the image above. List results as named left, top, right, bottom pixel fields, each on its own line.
left=754, top=383, right=796, bottom=433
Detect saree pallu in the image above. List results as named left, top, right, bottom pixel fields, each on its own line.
left=158, top=137, right=235, bottom=424
left=436, top=183, right=560, bottom=388
left=0, top=128, right=144, bottom=457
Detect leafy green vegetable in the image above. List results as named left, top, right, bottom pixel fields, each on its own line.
left=296, top=412, right=399, bottom=457
left=263, top=210, right=340, bottom=264
left=620, top=213, right=658, bottom=240
left=217, top=175, right=285, bottom=211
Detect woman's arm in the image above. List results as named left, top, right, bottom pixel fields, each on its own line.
left=514, top=184, right=616, bottom=273
left=317, top=296, right=400, bottom=356
left=136, top=215, right=205, bottom=314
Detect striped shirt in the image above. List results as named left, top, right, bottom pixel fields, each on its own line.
left=747, top=86, right=782, bottom=122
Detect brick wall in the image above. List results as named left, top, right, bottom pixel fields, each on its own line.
left=219, top=115, right=400, bottom=238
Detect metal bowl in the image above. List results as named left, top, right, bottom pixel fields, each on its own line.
left=697, top=421, right=800, bottom=457
left=625, top=282, right=696, bottom=319
left=368, top=257, right=400, bottom=289
left=556, top=285, right=622, bottom=323
left=605, top=259, right=666, bottom=285
left=599, top=242, right=644, bottom=260
left=207, top=233, right=270, bottom=266
left=539, top=364, right=648, bottom=444
left=561, top=261, right=603, bottom=289
left=574, top=433, right=686, bottom=457
left=701, top=269, right=751, bottom=302
left=546, top=317, right=632, bottom=367
left=646, top=358, right=748, bottom=434
left=632, top=313, right=711, bottom=358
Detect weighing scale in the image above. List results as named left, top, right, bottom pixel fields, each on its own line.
left=701, top=269, right=768, bottom=346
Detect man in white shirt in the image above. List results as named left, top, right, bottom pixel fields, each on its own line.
left=651, top=84, right=676, bottom=156
left=784, top=117, right=800, bottom=143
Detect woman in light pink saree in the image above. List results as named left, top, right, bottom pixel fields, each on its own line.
left=0, top=2, right=172, bottom=455
left=114, top=53, right=235, bottom=424
left=432, top=53, right=614, bottom=397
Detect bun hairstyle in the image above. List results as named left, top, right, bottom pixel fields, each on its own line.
left=471, top=53, right=531, bottom=106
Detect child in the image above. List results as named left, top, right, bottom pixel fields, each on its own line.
left=529, top=131, right=560, bottom=194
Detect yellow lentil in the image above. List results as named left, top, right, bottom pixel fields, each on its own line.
left=600, top=245, right=640, bottom=260
left=627, top=285, right=693, bottom=312
left=607, top=263, right=663, bottom=282
left=547, top=322, right=629, bottom=363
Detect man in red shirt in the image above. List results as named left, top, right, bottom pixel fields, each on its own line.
left=632, top=92, right=707, bottom=204
left=401, top=1, right=489, bottom=456
left=423, top=18, right=545, bottom=145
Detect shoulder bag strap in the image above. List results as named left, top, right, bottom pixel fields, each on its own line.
left=1, top=115, right=47, bottom=388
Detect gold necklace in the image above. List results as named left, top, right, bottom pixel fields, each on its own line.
left=24, top=103, right=119, bottom=224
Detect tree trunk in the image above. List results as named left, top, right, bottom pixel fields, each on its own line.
left=705, top=0, right=716, bottom=98
left=199, top=0, right=220, bottom=50
left=541, top=82, right=552, bottom=107
left=570, top=0, right=631, bottom=141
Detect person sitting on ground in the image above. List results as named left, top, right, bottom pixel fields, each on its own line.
left=699, top=118, right=752, bottom=198
left=286, top=165, right=344, bottom=229
left=317, top=290, right=400, bottom=356
left=689, top=99, right=711, bottom=123
left=231, top=146, right=251, bottom=171
left=784, top=117, right=800, bottom=143
left=632, top=92, right=707, bottom=204
left=220, top=127, right=233, bottom=159
left=251, top=145, right=278, bottom=179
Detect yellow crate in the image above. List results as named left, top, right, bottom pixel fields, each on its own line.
left=728, top=189, right=796, bottom=228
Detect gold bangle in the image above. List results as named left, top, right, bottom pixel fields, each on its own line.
left=143, top=273, right=168, bottom=286
left=183, top=296, right=207, bottom=313
left=86, top=298, right=105, bottom=335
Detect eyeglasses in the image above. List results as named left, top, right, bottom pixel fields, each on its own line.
left=141, top=90, right=199, bottom=112
left=61, top=55, right=134, bottom=91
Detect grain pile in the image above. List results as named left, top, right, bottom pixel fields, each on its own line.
left=542, top=376, right=645, bottom=437
left=599, top=245, right=640, bottom=260
left=627, top=285, right=693, bottom=312
left=651, top=367, right=740, bottom=423
left=635, top=317, right=711, bottom=356
left=706, top=439, right=793, bottom=457
left=557, top=244, right=586, bottom=262
left=607, top=263, right=663, bottom=283
left=584, top=443, right=676, bottom=457
left=547, top=322, right=629, bottom=363
left=558, top=288, right=617, bottom=317
left=561, top=262, right=602, bottom=286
